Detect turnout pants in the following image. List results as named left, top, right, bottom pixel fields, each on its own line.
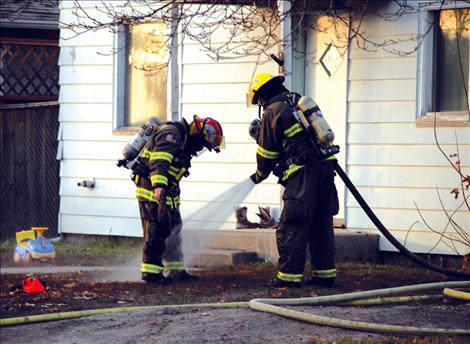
left=276, top=160, right=337, bottom=283
left=139, top=199, right=185, bottom=279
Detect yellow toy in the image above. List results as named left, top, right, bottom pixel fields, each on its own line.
left=13, top=227, right=56, bottom=263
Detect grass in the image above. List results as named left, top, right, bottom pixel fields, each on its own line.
left=0, top=237, right=453, bottom=275
left=1, top=236, right=423, bottom=271
left=54, top=237, right=140, bottom=256
left=338, top=261, right=412, bottom=272
left=0, top=239, right=15, bottom=252
left=0, top=237, right=142, bottom=266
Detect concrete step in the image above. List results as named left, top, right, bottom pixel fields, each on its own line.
left=188, top=249, right=261, bottom=268
left=183, top=228, right=379, bottom=264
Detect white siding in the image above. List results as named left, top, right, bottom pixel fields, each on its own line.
left=59, top=1, right=121, bottom=236
left=346, top=4, right=470, bottom=255
left=58, top=1, right=469, bottom=255
left=58, top=2, right=280, bottom=236
left=179, top=30, right=280, bottom=229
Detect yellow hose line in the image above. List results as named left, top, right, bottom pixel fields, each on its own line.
left=2, top=281, right=470, bottom=336
left=248, top=280, right=470, bottom=336
left=443, top=288, right=470, bottom=301
left=250, top=281, right=470, bottom=306
left=340, top=295, right=441, bottom=306
left=0, top=302, right=248, bottom=327
left=3, top=298, right=433, bottom=326
left=248, top=301, right=470, bottom=336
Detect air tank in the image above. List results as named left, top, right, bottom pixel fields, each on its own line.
left=122, top=117, right=163, bottom=161
left=297, top=96, right=335, bottom=145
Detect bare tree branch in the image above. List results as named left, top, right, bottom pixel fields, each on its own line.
left=58, top=0, right=449, bottom=66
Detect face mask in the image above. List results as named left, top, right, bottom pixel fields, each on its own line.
left=194, top=147, right=208, bottom=157
left=249, top=119, right=261, bottom=141
left=188, top=135, right=205, bottom=155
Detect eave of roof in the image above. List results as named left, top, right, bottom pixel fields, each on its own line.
left=0, top=0, right=59, bottom=30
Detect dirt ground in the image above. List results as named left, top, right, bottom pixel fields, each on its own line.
left=1, top=262, right=470, bottom=344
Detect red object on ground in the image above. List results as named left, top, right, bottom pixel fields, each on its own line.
left=21, top=277, right=46, bottom=293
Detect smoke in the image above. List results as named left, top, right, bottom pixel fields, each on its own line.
left=104, top=255, right=142, bottom=282
left=103, top=178, right=255, bottom=281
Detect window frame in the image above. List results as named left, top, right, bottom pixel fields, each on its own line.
left=416, top=1, right=470, bottom=127
left=112, top=9, right=180, bottom=133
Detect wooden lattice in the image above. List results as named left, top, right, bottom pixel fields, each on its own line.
left=0, top=37, right=59, bottom=101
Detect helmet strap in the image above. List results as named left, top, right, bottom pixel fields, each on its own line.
left=258, top=105, right=262, bottom=119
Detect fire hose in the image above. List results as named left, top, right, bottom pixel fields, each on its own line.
left=334, top=163, right=470, bottom=280
left=2, top=165, right=469, bottom=333
left=1, top=173, right=469, bottom=334
left=1, top=281, right=469, bottom=335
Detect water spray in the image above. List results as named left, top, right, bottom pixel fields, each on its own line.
left=182, top=178, right=256, bottom=264
left=101, top=178, right=255, bottom=282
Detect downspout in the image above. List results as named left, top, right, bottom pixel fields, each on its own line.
left=279, top=0, right=292, bottom=89
left=170, top=2, right=180, bottom=122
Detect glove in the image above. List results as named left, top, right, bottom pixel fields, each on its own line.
left=250, top=173, right=261, bottom=184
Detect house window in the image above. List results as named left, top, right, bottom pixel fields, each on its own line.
left=417, top=5, right=470, bottom=126
left=435, top=9, right=469, bottom=112
left=114, top=23, right=169, bottom=130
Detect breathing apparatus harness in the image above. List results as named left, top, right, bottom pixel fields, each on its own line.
left=116, top=117, right=162, bottom=177
left=249, top=91, right=339, bottom=184
left=283, top=92, right=340, bottom=163
left=117, top=118, right=190, bottom=180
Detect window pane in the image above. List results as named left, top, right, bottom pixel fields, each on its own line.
left=436, top=9, right=469, bottom=112
left=127, top=23, right=168, bottom=127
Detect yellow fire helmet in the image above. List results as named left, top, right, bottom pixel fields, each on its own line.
left=247, top=72, right=285, bottom=106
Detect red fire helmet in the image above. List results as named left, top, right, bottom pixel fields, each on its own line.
left=190, top=115, right=224, bottom=152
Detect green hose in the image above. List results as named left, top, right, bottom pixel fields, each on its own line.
left=248, top=280, right=470, bottom=336
left=248, top=301, right=469, bottom=336
left=250, top=280, right=470, bottom=306
left=0, top=301, right=248, bottom=327
left=2, top=281, right=469, bottom=336
left=340, top=294, right=441, bottom=306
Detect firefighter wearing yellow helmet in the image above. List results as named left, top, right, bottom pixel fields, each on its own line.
left=247, top=72, right=285, bottom=106
left=133, top=115, right=224, bottom=284
left=247, top=72, right=339, bottom=289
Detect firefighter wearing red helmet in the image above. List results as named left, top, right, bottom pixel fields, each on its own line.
left=248, top=72, right=338, bottom=289
left=134, top=115, right=224, bottom=284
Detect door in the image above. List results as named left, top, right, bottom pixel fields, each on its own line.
left=304, top=15, right=349, bottom=224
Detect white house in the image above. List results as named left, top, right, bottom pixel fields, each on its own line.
left=57, top=0, right=469, bottom=257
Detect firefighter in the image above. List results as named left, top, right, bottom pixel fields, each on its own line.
left=247, top=72, right=338, bottom=288
left=134, top=115, right=224, bottom=284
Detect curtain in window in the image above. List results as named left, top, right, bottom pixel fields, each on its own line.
left=436, top=9, right=469, bottom=112
left=127, top=23, right=168, bottom=127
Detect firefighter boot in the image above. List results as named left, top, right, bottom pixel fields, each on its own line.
left=270, top=277, right=301, bottom=289
left=235, top=207, right=259, bottom=229
left=256, top=206, right=276, bottom=228
left=169, top=270, right=198, bottom=283
left=142, top=273, right=172, bottom=285
left=302, top=275, right=335, bottom=288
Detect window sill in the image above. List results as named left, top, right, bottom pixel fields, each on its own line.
left=113, top=127, right=140, bottom=135
left=416, top=112, right=470, bottom=127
